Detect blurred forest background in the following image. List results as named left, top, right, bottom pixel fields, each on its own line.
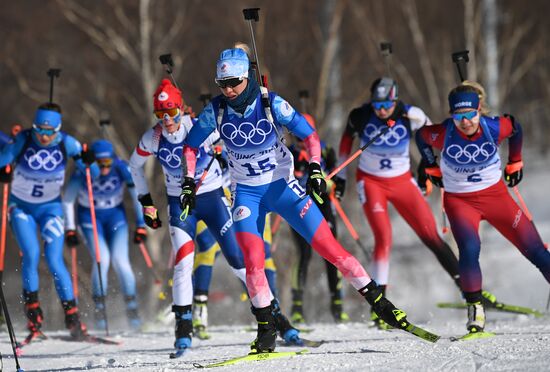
left=0, top=0, right=549, bottom=329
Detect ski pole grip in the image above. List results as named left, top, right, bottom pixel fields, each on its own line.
left=243, top=8, right=260, bottom=21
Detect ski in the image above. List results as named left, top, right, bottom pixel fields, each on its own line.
left=402, top=322, right=441, bottom=343
left=15, top=330, right=47, bottom=354
left=52, top=334, right=122, bottom=345
left=193, top=349, right=309, bottom=368
left=450, top=330, right=495, bottom=342
left=437, top=302, right=544, bottom=317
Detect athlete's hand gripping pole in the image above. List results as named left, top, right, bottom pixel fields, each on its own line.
left=0, top=165, right=24, bottom=371
left=326, top=120, right=396, bottom=180
left=83, top=143, right=109, bottom=336
left=328, top=192, right=371, bottom=260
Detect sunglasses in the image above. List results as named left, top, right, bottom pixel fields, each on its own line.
left=154, top=108, right=180, bottom=119
left=372, top=100, right=395, bottom=110
left=97, top=158, right=113, bottom=168
left=32, top=124, right=59, bottom=136
left=215, top=77, right=244, bottom=89
left=452, top=110, right=478, bottom=121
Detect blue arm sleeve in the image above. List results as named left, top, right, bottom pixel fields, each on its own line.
left=185, top=103, right=217, bottom=149
left=415, top=129, right=437, bottom=165
left=64, top=135, right=100, bottom=178
left=0, top=132, right=10, bottom=147
left=272, top=95, right=314, bottom=140
left=0, top=132, right=27, bottom=167
left=118, top=160, right=145, bottom=227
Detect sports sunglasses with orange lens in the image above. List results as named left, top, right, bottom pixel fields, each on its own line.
left=154, top=107, right=180, bottom=119
left=97, top=158, right=113, bottom=168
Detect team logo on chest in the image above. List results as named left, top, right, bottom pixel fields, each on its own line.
left=93, top=176, right=120, bottom=194
left=365, top=123, right=407, bottom=146
left=24, top=148, right=64, bottom=171
left=158, top=145, right=183, bottom=168
left=445, top=142, right=497, bottom=164
left=221, top=119, right=273, bottom=147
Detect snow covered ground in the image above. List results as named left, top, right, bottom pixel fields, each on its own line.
left=2, top=316, right=550, bottom=371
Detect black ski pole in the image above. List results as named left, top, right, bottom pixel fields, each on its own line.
left=298, top=90, right=309, bottom=113
left=199, top=93, right=212, bottom=108
left=451, top=50, right=469, bottom=82
left=47, top=68, right=61, bottom=103
left=380, top=42, right=393, bottom=77
left=99, top=119, right=111, bottom=139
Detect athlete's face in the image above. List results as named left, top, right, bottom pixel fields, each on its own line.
left=97, top=157, right=113, bottom=176
left=452, top=108, right=480, bottom=136
left=33, top=125, right=58, bottom=146
left=155, top=108, right=181, bottom=134
left=219, top=78, right=248, bottom=100
left=372, top=101, right=396, bottom=120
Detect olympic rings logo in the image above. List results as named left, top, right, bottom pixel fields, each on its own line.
left=445, top=142, right=497, bottom=164
left=220, top=119, right=273, bottom=147
left=93, top=177, right=120, bottom=193
left=158, top=146, right=183, bottom=168
left=365, top=123, right=408, bottom=146
left=24, top=148, right=63, bottom=171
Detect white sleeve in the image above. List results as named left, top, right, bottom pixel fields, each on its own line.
left=407, top=106, right=432, bottom=130
left=129, top=129, right=154, bottom=197
left=62, top=172, right=80, bottom=230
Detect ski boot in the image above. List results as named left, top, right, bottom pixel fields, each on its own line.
left=192, top=294, right=210, bottom=340
left=93, top=296, right=107, bottom=330
left=272, top=299, right=302, bottom=346
left=363, top=281, right=407, bottom=330
left=481, top=290, right=498, bottom=309
left=466, top=301, right=486, bottom=333
left=290, top=290, right=305, bottom=324
left=251, top=304, right=277, bottom=353
left=330, top=297, right=350, bottom=324
left=22, top=291, right=46, bottom=343
left=125, top=295, right=142, bottom=330
left=172, top=305, right=193, bottom=358
left=63, top=300, right=88, bottom=340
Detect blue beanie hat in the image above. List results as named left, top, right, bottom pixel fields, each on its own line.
left=34, top=109, right=62, bottom=129
left=91, top=139, right=114, bottom=159
left=448, top=91, right=480, bottom=112
left=216, top=48, right=250, bottom=80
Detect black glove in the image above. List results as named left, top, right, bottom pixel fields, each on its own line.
left=138, top=193, right=162, bottom=229
left=364, top=281, right=408, bottom=329
left=213, top=145, right=228, bottom=171
left=80, top=148, right=96, bottom=166
left=425, top=164, right=443, bottom=188
left=0, top=166, right=13, bottom=183
left=306, top=162, right=326, bottom=203
left=416, top=161, right=432, bottom=196
left=504, top=161, right=523, bottom=187
left=133, top=227, right=147, bottom=243
left=179, top=177, right=196, bottom=220
left=65, top=230, right=80, bottom=247
left=334, top=176, right=346, bottom=200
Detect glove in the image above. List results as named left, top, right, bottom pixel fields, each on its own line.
left=133, top=227, right=147, bottom=243
left=0, top=166, right=13, bottom=183
left=364, top=281, right=408, bottom=330
left=504, top=161, right=523, bottom=187
left=80, top=148, right=96, bottom=166
left=138, top=193, right=162, bottom=229
left=179, top=177, right=196, bottom=220
left=213, top=145, right=228, bottom=170
left=333, top=176, right=346, bottom=200
left=306, top=162, right=326, bottom=204
left=65, top=230, right=80, bottom=247
left=424, top=164, right=444, bottom=188
left=416, top=161, right=433, bottom=196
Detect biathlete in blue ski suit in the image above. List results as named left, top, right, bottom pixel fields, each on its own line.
left=181, top=47, right=416, bottom=353
left=63, top=139, right=145, bottom=330
left=0, top=103, right=98, bottom=340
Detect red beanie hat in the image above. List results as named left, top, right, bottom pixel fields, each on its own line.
left=153, top=79, right=183, bottom=111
